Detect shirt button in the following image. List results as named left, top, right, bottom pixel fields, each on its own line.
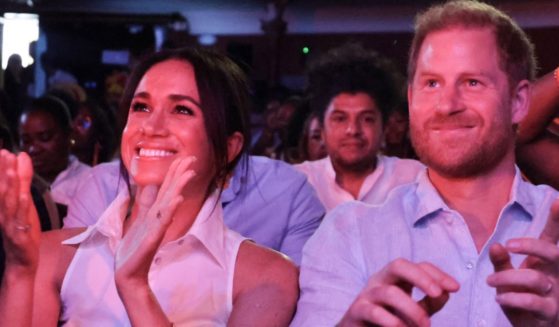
left=178, top=240, right=184, bottom=246
left=477, top=319, right=487, bottom=327
left=154, top=257, right=161, bottom=265
left=445, top=216, right=453, bottom=224
left=466, top=261, right=474, bottom=270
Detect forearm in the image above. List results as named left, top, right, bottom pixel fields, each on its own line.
left=116, top=281, right=171, bottom=327
left=518, top=68, right=559, bottom=143
left=0, top=266, right=36, bottom=326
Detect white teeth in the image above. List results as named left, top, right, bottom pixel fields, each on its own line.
left=139, top=148, right=175, bottom=158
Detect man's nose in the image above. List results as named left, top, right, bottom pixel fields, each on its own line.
left=436, top=85, right=464, bottom=115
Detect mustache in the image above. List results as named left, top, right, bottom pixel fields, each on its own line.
left=423, top=113, right=480, bottom=129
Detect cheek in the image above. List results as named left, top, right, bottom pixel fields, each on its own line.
left=120, top=126, right=134, bottom=171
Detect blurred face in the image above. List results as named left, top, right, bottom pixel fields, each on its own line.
left=121, top=59, right=213, bottom=189
left=19, top=110, right=70, bottom=181
left=72, top=105, right=94, bottom=150
left=276, top=102, right=296, bottom=129
left=306, top=117, right=327, bottom=161
left=384, top=111, right=409, bottom=146
left=408, top=27, right=526, bottom=178
left=323, top=92, right=383, bottom=173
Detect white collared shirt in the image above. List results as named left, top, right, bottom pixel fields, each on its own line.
left=294, top=155, right=424, bottom=211
left=60, top=191, right=246, bottom=326
left=50, top=155, right=91, bottom=207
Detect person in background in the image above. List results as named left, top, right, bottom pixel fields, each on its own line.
left=71, top=100, right=117, bottom=165
left=295, top=43, right=424, bottom=211
left=516, top=66, right=559, bottom=188
left=0, top=47, right=298, bottom=326
left=382, top=101, right=417, bottom=159
left=18, top=95, right=91, bottom=218
left=298, top=110, right=327, bottom=162
left=293, top=1, right=559, bottom=325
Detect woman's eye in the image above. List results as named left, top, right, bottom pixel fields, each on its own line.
left=174, top=105, right=194, bottom=116
left=131, top=102, right=149, bottom=112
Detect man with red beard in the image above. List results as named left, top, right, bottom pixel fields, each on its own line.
left=295, top=43, right=424, bottom=212
left=293, top=1, right=559, bottom=326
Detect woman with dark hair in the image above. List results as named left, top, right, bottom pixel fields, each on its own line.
left=18, top=96, right=91, bottom=217
left=71, top=100, right=117, bottom=165
left=0, top=47, right=298, bottom=326
left=298, top=110, right=327, bottom=162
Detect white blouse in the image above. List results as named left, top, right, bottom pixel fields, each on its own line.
left=60, top=190, right=246, bottom=326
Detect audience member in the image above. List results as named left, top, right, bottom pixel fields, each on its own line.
left=293, top=1, right=559, bottom=326
left=71, top=100, right=117, bottom=165
left=0, top=47, right=298, bottom=325
left=295, top=43, right=424, bottom=211
left=3, top=54, right=25, bottom=125
left=251, top=94, right=302, bottom=160
left=298, top=110, right=327, bottom=162
left=382, top=101, right=417, bottom=159
left=0, top=116, right=60, bottom=286
left=18, top=96, right=91, bottom=218
left=516, top=67, right=559, bottom=188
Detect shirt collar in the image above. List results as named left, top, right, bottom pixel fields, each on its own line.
left=62, top=189, right=229, bottom=269
left=410, top=167, right=534, bottom=226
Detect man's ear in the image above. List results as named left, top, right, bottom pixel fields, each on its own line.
left=227, top=132, right=244, bottom=164
left=511, top=80, right=531, bottom=124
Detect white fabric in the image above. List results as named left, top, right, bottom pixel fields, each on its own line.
left=60, top=191, right=246, bottom=326
left=50, top=155, right=91, bottom=207
left=294, top=155, right=424, bottom=211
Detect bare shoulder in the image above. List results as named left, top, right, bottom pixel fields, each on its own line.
left=38, top=228, right=85, bottom=289
left=229, top=241, right=299, bottom=326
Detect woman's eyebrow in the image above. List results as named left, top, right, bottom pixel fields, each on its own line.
left=168, top=94, right=202, bottom=108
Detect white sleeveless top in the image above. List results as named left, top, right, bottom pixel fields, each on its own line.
left=60, top=190, right=246, bottom=326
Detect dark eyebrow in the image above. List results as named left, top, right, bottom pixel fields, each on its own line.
left=133, top=92, right=202, bottom=109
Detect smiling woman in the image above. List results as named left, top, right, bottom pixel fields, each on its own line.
left=0, top=47, right=298, bottom=326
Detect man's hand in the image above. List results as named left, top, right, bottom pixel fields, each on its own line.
left=339, top=258, right=459, bottom=327
left=488, top=199, right=559, bottom=326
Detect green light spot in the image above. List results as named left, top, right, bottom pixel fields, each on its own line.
left=302, top=46, right=310, bottom=54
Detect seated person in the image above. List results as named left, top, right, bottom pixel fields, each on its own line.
left=64, top=153, right=324, bottom=266
left=298, top=110, right=327, bottom=162
left=294, top=2, right=559, bottom=326
left=18, top=96, right=91, bottom=217
left=295, top=43, right=424, bottom=211
left=71, top=100, right=117, bottom=165
left=0, top=47, right=298, bottom=326
left=516, top=67, right=559, bottom=188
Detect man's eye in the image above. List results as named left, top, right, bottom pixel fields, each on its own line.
left=467, top=79, right=480, bottom=87
left=131, top=102, right=149, bottom=112
left=174, top=105, right=194, bottom=116
left=427, top=80, right=438, bottom=88
left=331, top=115, right=345, bottom=123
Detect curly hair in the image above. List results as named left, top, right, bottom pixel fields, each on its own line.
left=306, top=42, right=404, bottom=124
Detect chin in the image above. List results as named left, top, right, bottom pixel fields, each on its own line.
left=131, top=173, right=165, bottom=186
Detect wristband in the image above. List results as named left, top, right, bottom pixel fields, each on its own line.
left=554, top=66, right=559, bottom=88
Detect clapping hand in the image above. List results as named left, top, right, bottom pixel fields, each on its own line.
left=114, top=156, right=197, bottom=287
left=0, top=150, right=39, bottom=275
left=488, top=199, right=559, bottom=326
left=339, top=258, right=459, bottom=327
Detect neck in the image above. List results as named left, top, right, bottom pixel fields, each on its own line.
left=428, top=152, right=516, bottom=251
left=332, top=158, right=377, bottom=199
